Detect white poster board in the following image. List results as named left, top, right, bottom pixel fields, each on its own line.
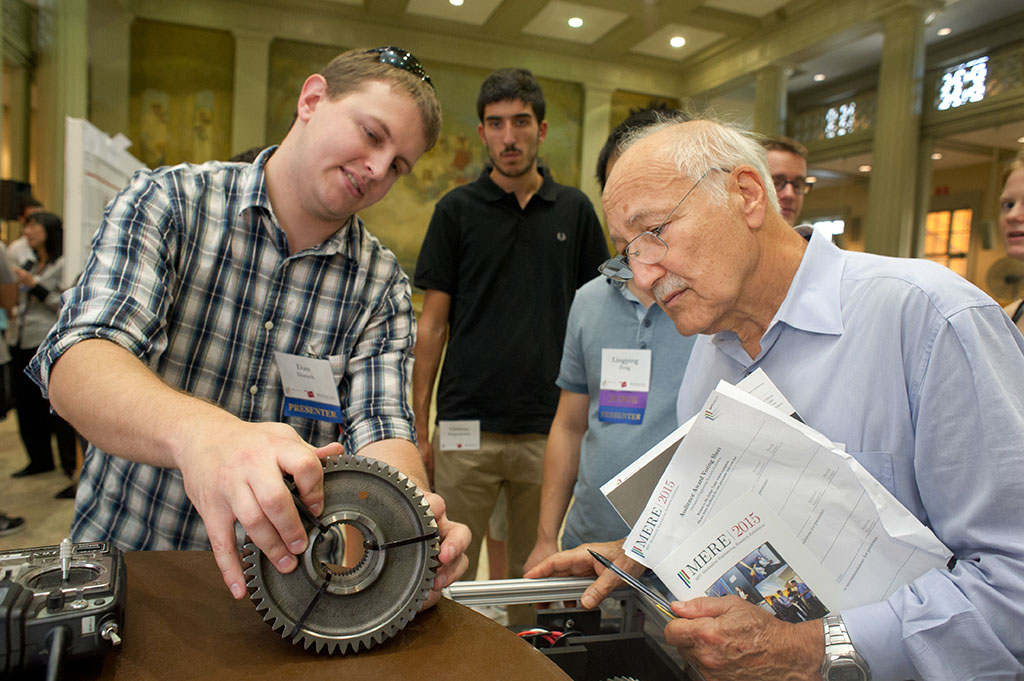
left=63, top=117, right=145, bottom=288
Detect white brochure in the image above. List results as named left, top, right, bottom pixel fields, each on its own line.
left=654, top=492, right=844, bottom=613
left=622, top=379, right=951, bottom=602
left=601, top=369, right=800, bottom=528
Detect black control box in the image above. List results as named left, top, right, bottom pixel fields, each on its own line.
left=0, top=541, right=126, bottom=677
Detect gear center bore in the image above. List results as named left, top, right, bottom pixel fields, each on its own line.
left=302, top=511, right=386, bottom=595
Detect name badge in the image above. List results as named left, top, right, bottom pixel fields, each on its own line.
left=599, top=348, right=652, bottom=425
left=274, top=351, right=343, bottom=423
left=439, top=420, right=480, bottom=451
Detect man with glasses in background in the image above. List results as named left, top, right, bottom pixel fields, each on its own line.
left=761, top=136, right=812, bottom=226
left=528, top=116, right=1024, bottom=680
left=28, top=47, right=469, bottom=608
left=413, top=68, right=607, bottom=619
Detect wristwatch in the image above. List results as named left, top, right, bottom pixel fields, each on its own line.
left=821, top=614, right=871, bottom=681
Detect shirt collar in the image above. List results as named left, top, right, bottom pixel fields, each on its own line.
left=239, top=145, right=356, bottom=260
left=477, top=163, right=557, bottom=203
left=767, top=226, right=846, bottom=337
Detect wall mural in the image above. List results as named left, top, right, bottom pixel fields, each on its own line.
left=129, top=20, right=234, bottom=168
left=266, top=39, right=585, bottom=275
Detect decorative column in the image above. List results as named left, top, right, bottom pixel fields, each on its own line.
left=864, top=3, right=928, bottom=257
left=579, top=83, right=615, bottom=218
left=753, top=65, right=789, bottom=137
left=34, top=0, right=88, bottom=213
left=88, top=0, right=132, bottom=139
left=231, top=30, right=273, bottom=156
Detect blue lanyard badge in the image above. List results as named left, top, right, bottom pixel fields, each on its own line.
left=273, top=351, right=344, bottom=423
left=598, top=348, right=652, bottom=425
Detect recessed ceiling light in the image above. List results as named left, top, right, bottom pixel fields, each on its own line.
left=813, top=73, right=826, bottom=82
left=449, top=0, right=463, bottom=5
left=670, top=36, right=686, bottom=48
left=568, top=16, right=583, bottom=28
left=937, top=27, right=952, bottom=36
left=858, top=164, right=872, bottom=173
left=1018, top=136, right=1024, bottom=144
left=931, top=152, right=943, bottom=160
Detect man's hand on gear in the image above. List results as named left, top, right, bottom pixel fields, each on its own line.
left=174, top=418, right=344, bottom=599
left=421, top=491, right=470, bottom=610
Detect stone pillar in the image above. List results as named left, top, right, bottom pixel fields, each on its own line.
left=231, top=30, right=273, bottom=157
left=34, top=0, right=88, bottom=214
left=754, top=65, right=789, bottom=137
left=579, top=84, right=615, bottom=220
left=864, top=4, right=928, bottom=257
left=88, top=0, right=132, bottom=139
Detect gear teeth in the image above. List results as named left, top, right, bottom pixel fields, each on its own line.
left=243, top=453, right=438, bottom=655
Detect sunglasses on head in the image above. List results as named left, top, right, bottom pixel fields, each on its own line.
left=364, top=47, right=434, bottom=89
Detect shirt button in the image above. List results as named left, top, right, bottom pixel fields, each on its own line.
left=644, top=320, right=651, bottom=328
left=639, top=343, right=648, bottom=349
left=264, top=321, right=274, bottom=330
left=249, top=385, right=259, bottom=395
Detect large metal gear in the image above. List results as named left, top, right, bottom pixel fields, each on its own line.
left=242, top=454, right=439, bottom=654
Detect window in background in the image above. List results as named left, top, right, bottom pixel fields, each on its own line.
left=924, top=209, right=972, bottom=277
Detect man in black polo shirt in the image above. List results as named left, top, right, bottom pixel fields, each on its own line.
left=412, top=68, right=607, bottom=609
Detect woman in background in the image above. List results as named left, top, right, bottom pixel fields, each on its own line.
left=999, top=150, right=1024, bottom=334
left=9, top=212, right=77, bottom=483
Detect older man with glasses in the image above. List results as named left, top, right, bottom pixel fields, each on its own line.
left=28, top=47, right=469, bottom=607
left=528, top=116, right=1024, bottom=681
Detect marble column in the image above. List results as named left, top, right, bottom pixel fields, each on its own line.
left=754, top=65, right=789, bottom=137
left=579, top=84, right=615, bottom=220
left=864, top=3, right=928, bottom=257
left=231, top=31, right=273, bottom=157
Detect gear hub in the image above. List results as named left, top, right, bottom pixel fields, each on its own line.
left=242, top=454, right=439, bottom=654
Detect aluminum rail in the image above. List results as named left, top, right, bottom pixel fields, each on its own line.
left=444, top=577, right=674, bottom=626
left=442, top=577, right=600, bottom=606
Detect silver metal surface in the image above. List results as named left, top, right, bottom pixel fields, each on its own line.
left=242, top=454, right=439, bottom=654
left=444, top=577, right=603, bottom=606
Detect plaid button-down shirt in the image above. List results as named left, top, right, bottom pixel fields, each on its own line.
left=29, top=147, right=416, bottom=550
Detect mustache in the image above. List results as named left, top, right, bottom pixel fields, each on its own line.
left=652, top=274, right=686, bottom=303
left=502, top=144, right=519, bottom=153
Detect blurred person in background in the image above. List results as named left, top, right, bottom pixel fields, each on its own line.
left=9, top=212, right=77, bottom=481
left=999, top=150, right=1024, bottom=334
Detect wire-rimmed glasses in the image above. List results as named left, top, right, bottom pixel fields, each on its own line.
left=598, top=167, right=724, bottom=282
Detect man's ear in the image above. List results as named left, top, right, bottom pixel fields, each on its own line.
left=733, top=166, right=768, bottom=229
left=537, top=119, right=548, bottom=145
left=296, top=74, right=329, bottom=123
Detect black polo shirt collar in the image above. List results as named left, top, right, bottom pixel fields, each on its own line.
left=476, top=164, right=558, bottom=204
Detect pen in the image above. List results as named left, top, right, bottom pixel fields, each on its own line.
left=587, top=549, right=677, bottom=619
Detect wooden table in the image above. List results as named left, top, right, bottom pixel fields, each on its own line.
left=64, top=551, right=569, bottom=680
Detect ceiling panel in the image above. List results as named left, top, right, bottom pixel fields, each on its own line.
left=629, top=23, right=726, bottom=61
left=405, top=0, right=503, bottom=26
left=520, top=1, right=628, bottom=45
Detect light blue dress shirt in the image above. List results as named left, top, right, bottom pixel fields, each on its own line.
left=677, top=228, right=1024, bottom=680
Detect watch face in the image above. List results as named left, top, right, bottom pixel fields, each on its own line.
left=827, top=665, right=866, bottom=681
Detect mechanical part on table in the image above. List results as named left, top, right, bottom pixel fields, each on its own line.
left=243, top=454, right=439, bottom=654
left=446, top=578, right=686, bottom=681
left=0, top=539, right=126, bottom=680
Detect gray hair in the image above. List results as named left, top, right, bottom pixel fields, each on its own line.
left=618, top=118, right=780, bottom=214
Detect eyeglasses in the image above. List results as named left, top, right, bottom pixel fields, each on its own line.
left=772, top=176, right=813, bottom=195
left=364, top=47, right=434, bottom=89
left=598, top=167, right=724, bottom=282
